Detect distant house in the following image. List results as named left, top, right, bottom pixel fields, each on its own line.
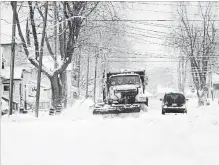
left=1, top=42, right=80, bottom=111
left=42, top=56, right=77, bottom=107
left=1, top=43, right=28, bottom=67
left=212, top=73, right=219, bottom=98
left=21, top=56, right=77, bottom=110
left=1, top=43, right=27, bottom=110
left=1, top=67, right=23, bottom=110
left=156, top=84, right=177, bottom=99
left=21, top=68, right=51, bottom=111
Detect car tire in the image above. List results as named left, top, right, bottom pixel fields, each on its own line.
left=184, top=109, right=187, bottom=114
left=162, top=109, right=165, bottom=115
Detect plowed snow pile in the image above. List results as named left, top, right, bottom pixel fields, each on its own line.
left=61, top=98, right=95, bottom=120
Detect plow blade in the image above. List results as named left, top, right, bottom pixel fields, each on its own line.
left=93, top=104, right=141, bottom=115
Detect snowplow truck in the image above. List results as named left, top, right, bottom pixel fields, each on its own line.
left=93, top=70, right=149, bottom=115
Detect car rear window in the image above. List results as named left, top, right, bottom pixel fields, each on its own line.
left=164, top=93, right=185, bottom=103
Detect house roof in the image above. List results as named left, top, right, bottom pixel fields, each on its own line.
left=27, top=80, right=50, bottom=89
left=212, top=73, right=219, bottom=83
left=1, top=67, right=24, bottom=79
left=1, top=99, right=9, bottom=110
left=27, top=96, right=50, bottom=103
left=42, top=55, right=72, bottom=71
left=0, top=42, right=21, bottom=46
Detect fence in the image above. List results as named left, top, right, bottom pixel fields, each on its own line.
left=29, top=102, right=51, bottom=111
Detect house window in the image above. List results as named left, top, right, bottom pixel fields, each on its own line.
left=4, top=84, right=10, bottom=91
left=3, top=83, right=15, bottom=92
left=213, top=84, right=219, bottom=90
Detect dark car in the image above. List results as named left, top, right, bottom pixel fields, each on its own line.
left=160, top=92, right=187, bottom=115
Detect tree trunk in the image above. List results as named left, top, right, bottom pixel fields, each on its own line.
left=197, top=90, right=206, bottom=106
left=198, top=96, right=205, bottom=106
left=50, top=74, right=63, bottom=109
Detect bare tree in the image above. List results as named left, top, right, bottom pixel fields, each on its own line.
left=34, top=2, right=48, bottom=117
left=173, top=2, right=218, bottom=106
left=75, top=2, right=133, bottom=98
left=12, top=1, right=99, bottom=111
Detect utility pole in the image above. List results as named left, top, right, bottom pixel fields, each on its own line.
left=178, top=52, right=185, bottom=94
left=181, top=56, right=185, bottom=93
left=85, top=55, right=90, bottom=98
left=77, top=46, right=81, bottom=98
left=54, top=1, right=57, bottom=69
left=0, top=2, right=2, bottom=115
left=101, top=52, right=106, bottom=96
left=178, top=56, right=181, bottom=92
left=93, top=48, right=98, bottom=102
left=181, top=56, right=185, bottom=94
left=102, top=53, right=107, bottom=101
left=24, top=85, right=27, bottom=110
left=208, top=64, right=213, bottom=101
left=9, top=1, right=17, bottom=116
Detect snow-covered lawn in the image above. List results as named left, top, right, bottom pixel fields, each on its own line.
left=1, top=98, right=219, bottom=165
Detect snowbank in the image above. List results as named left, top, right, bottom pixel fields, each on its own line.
left=61, top=98, right=95, bottom=120
left=1, top=98, right=219, bottom=165
left=1, top=98, right=95, bottom=122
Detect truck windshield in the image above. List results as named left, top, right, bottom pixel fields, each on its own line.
left=109, top=75, right=140, bottom=86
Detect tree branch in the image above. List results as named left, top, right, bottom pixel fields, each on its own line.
left=12, top=2, right=52, bottom=78
left=28, top=1, right=39, bottom=60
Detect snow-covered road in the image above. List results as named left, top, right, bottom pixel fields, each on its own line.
left=1, top=99, right=219, bottom=165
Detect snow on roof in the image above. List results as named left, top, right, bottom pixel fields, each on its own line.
left=0, top=37, right=13, bottom=45
left=0, top=42, right=22, bottom=45
left=212, top=73, right=219, bottom=83
left=1, top=67, right=24, bottom=79
left=27, top=80, right=50, bottom=89
left=1, top=99, right=9, bottom=110
left=110, top=73, right=139, bottom=77
left=27, top=96, right=50, bottom=103
left=165, top=91, right=184, bottom=95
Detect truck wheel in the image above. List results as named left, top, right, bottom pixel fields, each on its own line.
left=140, top=103, right=148, bottom=112
left=162, top=109, right=165, bottom=115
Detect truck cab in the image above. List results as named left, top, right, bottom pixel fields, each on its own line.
left=103, top=70, right=148, bottom=106
left=93, top=70, right=149, bottom=115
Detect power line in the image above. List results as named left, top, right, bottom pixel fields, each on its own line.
left=86, top=19, right=219, bottom=22
left=107, top=60, right=179, bottom=63
left=107, top=59, right=219, bottom=63
left=111, top=55, right=219, bottom=58
left=136, top=2, right=219, bottom=7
